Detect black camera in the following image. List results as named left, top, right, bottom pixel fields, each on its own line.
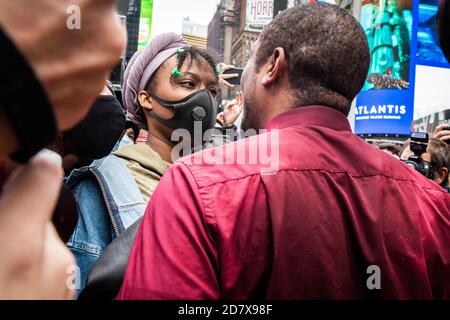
left=403, top=132, right=433, bottom=178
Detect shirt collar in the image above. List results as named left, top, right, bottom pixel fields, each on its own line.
left=265, top=105, right=352, bottom=132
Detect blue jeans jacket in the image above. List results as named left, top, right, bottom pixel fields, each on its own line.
left=66, top=154, right=147, bottom=296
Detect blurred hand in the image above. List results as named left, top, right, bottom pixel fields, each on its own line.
left=0, top=150, right=75, bottom=299
left=0, top=111, right=18, bottom=156
left=218, top=91, right=244, bottom=127
left=434, top=124, right=450, bottom=144
left=0, top=156, right=17, bottom=187
left=218, top=63, right=239, bottom=90
left=0, top=0, right=126, bottom=131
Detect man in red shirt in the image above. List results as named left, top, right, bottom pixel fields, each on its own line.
left=118, top=4, right=450, bottom=299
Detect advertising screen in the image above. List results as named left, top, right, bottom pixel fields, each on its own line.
left=413, top=0, right=450, bottom=130
left=355, top=0, right=414, bottom=135
left=355, top=0, right=450, bottom=135
left=416, top=0, right=449, bottom=66
left=138, top=0, right=154, bottom=49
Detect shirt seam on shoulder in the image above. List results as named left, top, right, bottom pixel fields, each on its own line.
left=188, top=166, right=446, bottom=194
left=178, top=162, right=219, bottom=245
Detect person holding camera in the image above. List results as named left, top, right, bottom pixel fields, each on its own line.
left=400, top=134, right=450, bottom=192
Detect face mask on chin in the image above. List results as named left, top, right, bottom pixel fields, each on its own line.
left=63, top=95, right=126, bottom=160
left=148, top=88, right=219, bottom=145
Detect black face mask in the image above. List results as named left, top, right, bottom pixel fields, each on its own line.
left=64, top=95, right=126, bottom=159
left=149, top=89, right=218, bottom=140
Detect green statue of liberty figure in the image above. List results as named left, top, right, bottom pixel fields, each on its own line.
left=361, top=0, right=411, bottom=91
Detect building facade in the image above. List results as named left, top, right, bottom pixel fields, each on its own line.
left=125, top=0, right=142, bottom=63
left=207, top=0, right=242, bottom=63
left=182, top=17, right=208, bottom=50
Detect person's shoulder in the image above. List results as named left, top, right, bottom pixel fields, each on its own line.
left=176, top=133, right=279, bottom=189
left=175, top=126, right=356, bottom=189
left=65, top=153, right=136, bottom=199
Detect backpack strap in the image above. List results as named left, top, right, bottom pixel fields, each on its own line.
left=78, top=216, right=143, bottom=300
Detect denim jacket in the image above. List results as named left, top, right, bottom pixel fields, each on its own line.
left=65, top=134, right=229, bottom=296
left=66, top=154, right=147, bottom=295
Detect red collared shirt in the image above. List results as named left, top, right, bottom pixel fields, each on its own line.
left=118, top=106, right=450, bottom=299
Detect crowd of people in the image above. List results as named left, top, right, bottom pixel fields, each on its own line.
left=0, top=1, right=449, bottom=300
left=376, top=124, right=450, bottom=192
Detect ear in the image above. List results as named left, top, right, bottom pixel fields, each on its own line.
left=261, top=47, right=287, bottom=87
left=138, top=90, right=153, bottom=112
left=436, top=167, right=449, bottom=185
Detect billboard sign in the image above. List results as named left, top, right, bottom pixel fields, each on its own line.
left=355, top=0, right=450, bottom=136
left=412, top=109, right=450, bottom=133
left=355, top=0, right=414, bottom=135
left=246, top=0, right=274, bottom=30
left=138, top=0, right=153, bottom=49
left=413, top=0, right=450, bottom=124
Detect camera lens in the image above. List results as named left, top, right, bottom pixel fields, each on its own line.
left=404, top=160, right=419, bottom=171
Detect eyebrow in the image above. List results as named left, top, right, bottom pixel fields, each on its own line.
left=180, top=71, right=200, bottom=79
left=178, top=71, right=218, bottom=86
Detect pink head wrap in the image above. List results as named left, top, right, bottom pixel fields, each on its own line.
left=122, top=33, right=188, bottom=128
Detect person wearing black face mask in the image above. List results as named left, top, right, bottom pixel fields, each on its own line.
left=65, top=33, right=224, bottom=297
left=130, top=47, right=220, bottom=161
left=48, top=85, right=126, bottom=175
